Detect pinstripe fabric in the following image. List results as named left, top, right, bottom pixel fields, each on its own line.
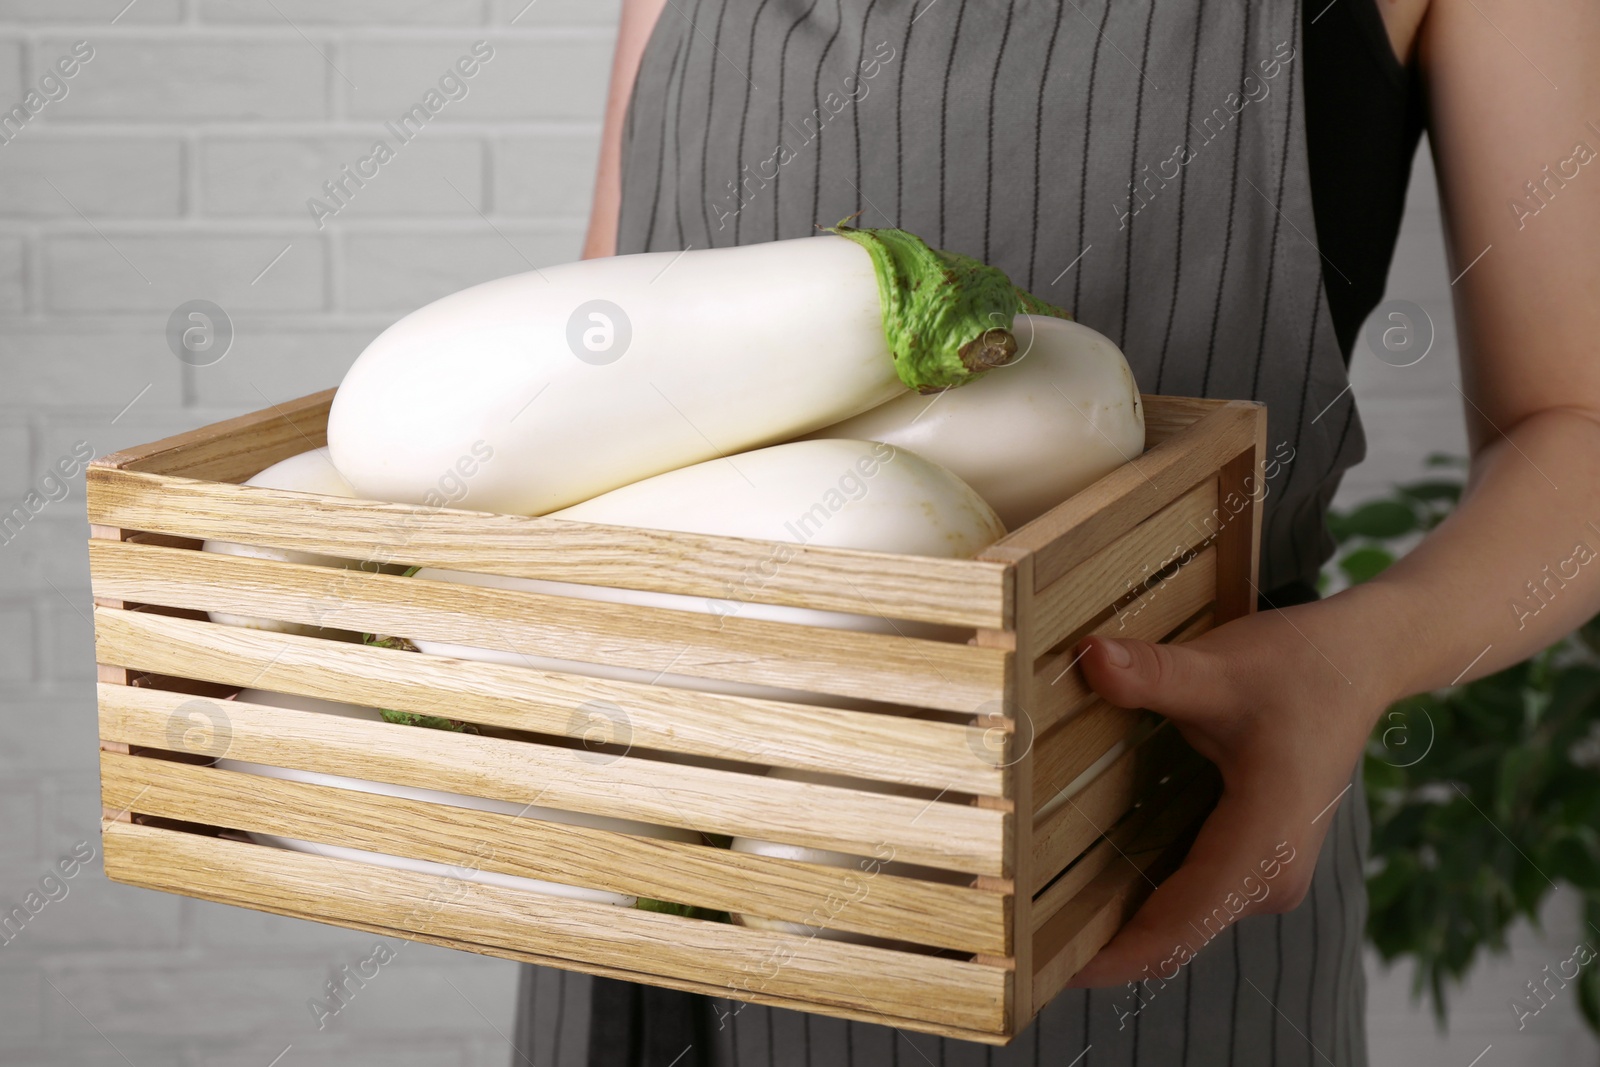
left=510, top=962, right=592, bottom=1067
left=616, top=0, right=1367, bottom=595
left=511, top=0, right=1374, bottom=1062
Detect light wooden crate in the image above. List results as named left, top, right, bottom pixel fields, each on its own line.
left=86, top=391, right=1263, bottom=1044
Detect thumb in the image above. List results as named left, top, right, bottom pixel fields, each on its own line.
left=1076, top=635, right=1236, bottom=724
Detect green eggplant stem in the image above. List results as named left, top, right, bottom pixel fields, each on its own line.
left=829, top=221, right=1072, bottom=393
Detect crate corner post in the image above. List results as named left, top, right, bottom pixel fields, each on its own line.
left=973, top=542, right=1036, bottom=1038
left=1213, top=400, right=1269, bottom=625
left=89, top=517, right=134, bottom=847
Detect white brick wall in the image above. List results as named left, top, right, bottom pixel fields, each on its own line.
left=0, top=3, right=597, bottom=1064
left=0, top=3, right=1588, bottom=1065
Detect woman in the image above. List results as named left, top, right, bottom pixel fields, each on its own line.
left=513, top=0, right=1600, bottom=1062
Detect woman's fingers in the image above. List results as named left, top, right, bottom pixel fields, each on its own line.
left=1067, top=614, right=1362, bottom=989
left=1076, top=634, right=1241, bottom=726
left=1065, top=783, right=1326, bottom=988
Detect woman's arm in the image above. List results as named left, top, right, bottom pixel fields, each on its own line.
left=583, top=0, right=669, bottom=260
left=1364, top=0, right=1600, bottom=690
left=1070, top=0, right=1600, bottom=987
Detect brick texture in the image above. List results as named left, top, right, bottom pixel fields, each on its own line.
left=0, top=7, right=606, bottom=1062
left=0, top=136, right=185, bottom=217
left=0, top=1, right=182, bottom=21
left=0, top=4, right=1584, bottom=1066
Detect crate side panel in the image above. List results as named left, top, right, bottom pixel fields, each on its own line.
left=92, top=389, right=334, bottom=481
left=991, top=401, right=1261, bottom=588
left=102, top=821, right=1010, bottom=1035
left=1031, top=704, right=1156, bottom=819
left=1032, top=763, right=1220, bottom=934
left=1029, top=549, right=1218, bottom=736
left=1139, top=395, right=1225, bottom=447
left=93, top=608, right=1006, bottom=797
left=100, top=752, right=1008, bottom=955
left=87, top=467, right=1010, bottom=629
left=1029, top=725, right=1203, bottom=895
left=1214, top=413, right=1268, bottom=625
left=1030, top=774, right=1215, bottom=1005
left=87, top=540, right=1008, bottom=713
left=98, top=684, right=1009, bottom=876
left=1030, top=479, right=1218, bottom=655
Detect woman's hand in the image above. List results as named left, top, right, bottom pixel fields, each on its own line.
left=1065, top=584, right=1397, bottom=988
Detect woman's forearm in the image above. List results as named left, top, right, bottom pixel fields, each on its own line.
left=584, top=0, right=669, bottom=259
left=1337, top=407, right=1600, bottom=703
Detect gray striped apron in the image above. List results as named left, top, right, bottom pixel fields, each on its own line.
left=513, top=0, right=1372, bottom=1063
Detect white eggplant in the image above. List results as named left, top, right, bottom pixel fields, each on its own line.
left=327, top=227, right=1065, bottom=515
left=808, top=316, right=1145, bottom=529
left=214, top=689, right=700, bottom=906
left=202, top=447, right=379, bottom=636
left=408, top=439, right=1005, bottom=699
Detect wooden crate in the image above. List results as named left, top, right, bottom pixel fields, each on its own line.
left=86, top=391, right=1263, bottom=1044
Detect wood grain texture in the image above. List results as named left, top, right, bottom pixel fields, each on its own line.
left=1029, top=724, right=1203, bottom=895
left=87, top=539, right=1008, bottom=714
left=1031, top=762, right=1221, bottom=933
left=98, top=683, right=1009, bottom=875
left=1030, top=703, right=1156, bottom=818
left=1029, top=775, right=1212, bottom=1005
left=1139, top=394, right=1223, bottom=447
left=226, top=900, right=1020, bottom=1044
left=85, top=393, right=1262, bottom=1042
left=93, top=608, right=1005, bottom=796
left=1029, top=549, right=1218, bottom=737
left=102, top=820, right=1010, bottom=1035
left=92, top=389, right=334, bottom=481
left=101, top=751, right=1007, bottom=954
left=86, top=466, right=1010, bottom=629
left=989, top=400, right=1262, bottom=589
left=91, top=523, right=137, bottom=818
left=973, top=543, right=1030, bottom=1020
left=1213, top=404, right=1268, bottom=625
left=1029, top=478, right=1218, bottom=655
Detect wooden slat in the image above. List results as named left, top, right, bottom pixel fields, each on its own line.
left=98, top=684, right=1008, bottom=875
left=1029, top=780, right=1210, bottom=1005
left=87, top=540, right=1007, bottom=714
left=1030, top=479, right=1218, bottom=655
left=91, top=524, right=137, bottom=818
left=972, top=542, right=1029, bottom=1021
left=1032, top=762, right=1220, bottom=932
left=1030, top=724, right=1200, bottom=894
left=219, top=904, right=1017, bottom=1045
left=103, top=821, right=1009, bottom=1035
left=1031, top=703, right=1155, bottom=817
left=102, top=751, right=1007, bottom=954
left=1030, top=550, right=1218, bottom=736
left=93, top=608, right=1004, bottom=796
left=87, top=467, right=1010, bottom=630
left=987, top=400, right=1261, bottom=588
left=1139, top=394, right=1224, bottom=447
left=1214, top=408, right=1268, bottom=625
left=92, top=389, right=334, bottom=481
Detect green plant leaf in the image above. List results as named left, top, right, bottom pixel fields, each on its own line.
left=1398, top=480, right=1463, bottom=505
left=1326, top=510, right=1354, bottom=544
left=1580, top=956, right=1600, bottom=1035
left=1342, top=500, right=1419, bottom=539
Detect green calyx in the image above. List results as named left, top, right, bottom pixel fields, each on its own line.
left=829, top=221, right=1072, bottom=393
left=380, top=708, right=477, bottom=733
